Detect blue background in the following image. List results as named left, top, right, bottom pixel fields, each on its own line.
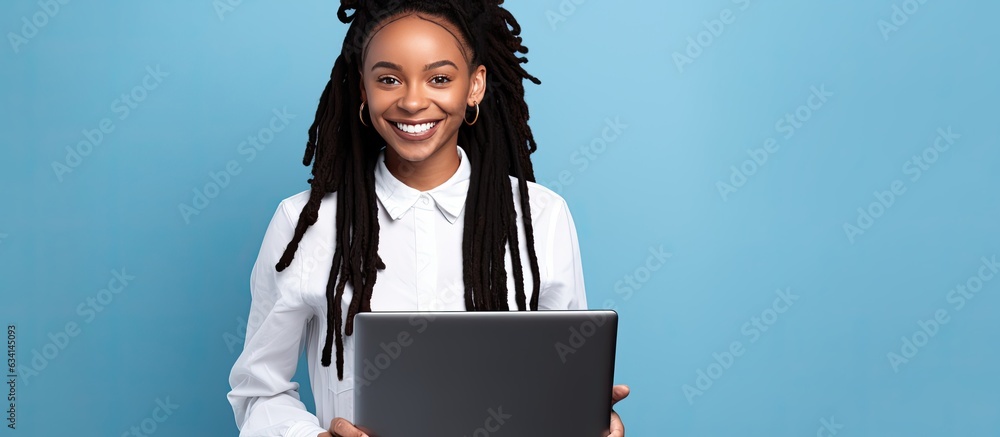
left=2, top=0, right=999, bottom=435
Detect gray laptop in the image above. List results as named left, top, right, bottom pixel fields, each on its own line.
left=353, top=310, right=618, bottom=437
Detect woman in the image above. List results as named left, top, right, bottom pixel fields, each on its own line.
left=227, top=1, right=629, bottom=436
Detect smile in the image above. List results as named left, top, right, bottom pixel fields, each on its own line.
left=394, top=121, right=438, bottom=134
left=389, top=119, right=443, bottom=141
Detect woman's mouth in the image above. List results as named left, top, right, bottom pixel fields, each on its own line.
left=389, top=119, right=442, bottom=141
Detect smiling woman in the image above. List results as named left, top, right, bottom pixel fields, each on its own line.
left=226, top=1, right=628, bottom=436
left=360, top=14, right=486, bottom=187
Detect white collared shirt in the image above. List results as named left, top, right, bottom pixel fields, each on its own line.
left=227, top=146, right=587, bottom=436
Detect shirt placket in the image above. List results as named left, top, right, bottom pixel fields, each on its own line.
left=413, top=193, right=438, bottom=310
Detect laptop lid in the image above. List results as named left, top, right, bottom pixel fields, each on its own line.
left=353, top=310, right=618, bottom=437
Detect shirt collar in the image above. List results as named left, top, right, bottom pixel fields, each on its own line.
left=374, top=146, right=471, bottom=224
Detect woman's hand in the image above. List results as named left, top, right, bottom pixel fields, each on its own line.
left=319, top=417, right=368, bottom=437
left=609, top=384, right=630, bottom=437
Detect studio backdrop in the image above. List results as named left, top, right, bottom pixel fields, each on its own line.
left=2, top=0, right=999, bottom=435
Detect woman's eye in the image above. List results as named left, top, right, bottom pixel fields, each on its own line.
left=431, top=76, right=451, bottom=85
left=377, top=77, right=399, bottom=85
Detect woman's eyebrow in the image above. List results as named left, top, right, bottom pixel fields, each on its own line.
left=371, top=60, right=458, bottom=72
left=423, top=60, right=458, bottom=71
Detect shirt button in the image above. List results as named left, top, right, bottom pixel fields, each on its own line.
left=420, top=196, right=430, bottom=205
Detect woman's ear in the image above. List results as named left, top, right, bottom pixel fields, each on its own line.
left=469, top=65, right=487, bottom=105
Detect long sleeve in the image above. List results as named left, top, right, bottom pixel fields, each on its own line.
left=227, top=200, right=329, bottom=437
left=537, top=197, right=589, bottom=311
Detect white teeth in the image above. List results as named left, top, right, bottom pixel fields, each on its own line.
left=394, top=121, right=436, bottom=134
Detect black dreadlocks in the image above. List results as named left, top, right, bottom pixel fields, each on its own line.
left=275, top=0, right=543, bottom=380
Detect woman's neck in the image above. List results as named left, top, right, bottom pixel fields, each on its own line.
left=384, top=144, right=461, bottom=192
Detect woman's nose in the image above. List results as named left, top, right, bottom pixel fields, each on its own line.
left=397, top=84, right=430, bottom=113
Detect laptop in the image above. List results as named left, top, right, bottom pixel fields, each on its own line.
left=353, top=310, right=618, bottom=437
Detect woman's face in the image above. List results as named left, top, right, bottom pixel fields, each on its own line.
left=360, top=13, right=486, bottom=166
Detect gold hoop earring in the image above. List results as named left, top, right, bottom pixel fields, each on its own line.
left=359, top=101, right=369, bottom=127
left=464, top=101, right=479, bottom=126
